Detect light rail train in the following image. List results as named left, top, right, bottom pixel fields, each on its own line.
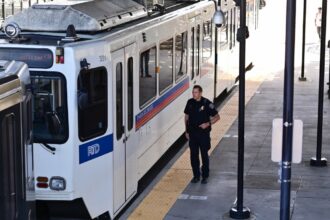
left=0, top=0, right=259, bottom=218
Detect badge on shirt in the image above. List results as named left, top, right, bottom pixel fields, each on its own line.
left=199, top=106, right=205, bottom=111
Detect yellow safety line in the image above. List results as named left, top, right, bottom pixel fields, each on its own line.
left=128, top=76, right=265, bottom=220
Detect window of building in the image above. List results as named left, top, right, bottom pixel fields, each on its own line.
left=140, top=46, right=157, bottom=107
left=159, top=38, right=174, bottom=93
left=175, top=31, right=188, bottom=81
left=77, top=67, right=107, bottom=141
left=127, top=58, right=134, bottom=131
left=202, top=21, right=213, bottom=63
left=31, top=72, right=69, bottom=143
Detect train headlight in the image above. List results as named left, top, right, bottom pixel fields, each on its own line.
left=4, top=22, right=21, bottom=39
left=50, top=177, right=66, bottom=191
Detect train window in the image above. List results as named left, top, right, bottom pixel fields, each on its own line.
left=229, top=10, right=233, bottom=50
left=77, top=67, right=107, bottom=141
left=127, top=58, right=134, bottom=131
left=175, top=32, right=188, bottom=81
left=202, top=21, right=213, bottom=63
left=116, top=63, right=124, bottom=140
left=196, top=24, right=200, bottom=76
left=159, top=38, right=174, bottom=94
left=139, top=46, right=157, bottom=107
left=31, top=72, right=69, bottom=144
left=220, top=12, right=229, bottom=50
left=191, top=27, right=195, bottom=79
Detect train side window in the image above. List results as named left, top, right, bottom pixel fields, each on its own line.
left=175, top=31, right=188, bottom=81
left=202, top=21, right=213, bottom=63
left=139, top=46, right=157, bottom=107
left=220, top=12, right=229, bottom=50
left=78, top=67, right=108, bottom=141
left=159, top=38, right=174, bottom=94
left=196, top=24, right=200, bottom=76
left=190, top=27, right=195, bottom=80
left=116, top=63, right=124, bottom=140
left=229, top=10, right=233, bottom=50
left=31, top=72, right=69, bottom=144
left=127, top=58, right=134, bottom=131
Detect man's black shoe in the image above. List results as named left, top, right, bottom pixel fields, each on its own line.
left=146, top=74, right=152, bottom=77
left=191, top=177, right=200, bottom=183
left=201, top=178, right=208, bottom=184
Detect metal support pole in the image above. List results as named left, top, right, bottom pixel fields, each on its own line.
left=229, top=0, right=251, bottom=218
left=1, top=0, right=5, bottom=21
left=11, top=1, right=14, bottom=15
left=310, top=0, right=328, bottom=167
left=328, top=40, right=330, bottom=99
left=280, top=0, right=296, bottom=219
left=299, top=0, right=307, bottom=81
left=327, top=40, right=330, bottom=99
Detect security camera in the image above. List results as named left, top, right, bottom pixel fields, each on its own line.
left=213, top=10, right=225, bottom=28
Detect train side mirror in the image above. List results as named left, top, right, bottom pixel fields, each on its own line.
left=46, top=112, right=62, bottom=135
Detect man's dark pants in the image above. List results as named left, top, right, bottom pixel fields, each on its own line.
left=189, top=131, right=211, bottom=179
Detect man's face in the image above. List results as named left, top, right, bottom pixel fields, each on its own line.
left=192, top=88, right=202, bottom=100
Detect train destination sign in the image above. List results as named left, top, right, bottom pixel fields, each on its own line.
left=0, top=48, right=53, bottom=68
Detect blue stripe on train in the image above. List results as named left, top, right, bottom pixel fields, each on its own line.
left=135, top=77, right=189, bottom=128
left=79, top=134, right=113, bottom=164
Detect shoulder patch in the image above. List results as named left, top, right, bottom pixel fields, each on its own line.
left=209, top=103, right=215, bottom=109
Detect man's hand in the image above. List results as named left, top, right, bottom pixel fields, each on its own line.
left=185, top=132, right=189, bottom=140
left=199, top=122, right=210, bottom=129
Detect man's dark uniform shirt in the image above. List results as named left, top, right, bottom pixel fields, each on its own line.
left=184, top=97, right=218, bottom=179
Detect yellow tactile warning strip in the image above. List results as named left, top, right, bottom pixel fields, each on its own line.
left=128, top=76, right=265, bottom=220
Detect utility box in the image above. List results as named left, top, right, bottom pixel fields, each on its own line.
left=271, top=118, right=303, bottom=164
left=0, top=60, right=35, bottom=220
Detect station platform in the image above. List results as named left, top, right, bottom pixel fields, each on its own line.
left=123, top=57, right=330, bottom=220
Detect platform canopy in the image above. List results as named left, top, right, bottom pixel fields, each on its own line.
left=3, top=0, right=148, bottom=32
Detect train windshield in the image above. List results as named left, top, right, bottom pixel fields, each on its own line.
left=30, top=72, right=68, bottom=144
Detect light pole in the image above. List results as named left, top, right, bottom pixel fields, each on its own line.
left=310, top=0, right=328, bottom=167
left=229, top=0, right=251, bottom=218
left=280, top=0, right=296, bottom=219
left=299, top=0, right=307, bottom=81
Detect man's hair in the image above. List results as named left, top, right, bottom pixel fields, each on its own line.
left=193, top=85, right=203, bottom=92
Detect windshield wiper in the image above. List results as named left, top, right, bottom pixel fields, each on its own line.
left=41, top=143, right=56, bottom=154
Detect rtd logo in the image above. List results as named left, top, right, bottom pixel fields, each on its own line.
left=88, top=144, right=100, bottom=157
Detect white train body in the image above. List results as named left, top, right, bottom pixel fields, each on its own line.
left=0, top=0, right=258, bottom=218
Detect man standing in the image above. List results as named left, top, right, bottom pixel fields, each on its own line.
left=315, top=7, right=322, bottom=40
left=184, top=85, right=220, bottom=184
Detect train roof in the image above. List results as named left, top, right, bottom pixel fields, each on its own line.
left=3, top=0, right=148, bottom=32
left=0, top=0, right=216, bottom=46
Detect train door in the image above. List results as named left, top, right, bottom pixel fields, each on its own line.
left=112, top=44, right=137, bottom=213
left=0, top=61, right=34, bottom=220
left=0, top=107, right=19, bottom=220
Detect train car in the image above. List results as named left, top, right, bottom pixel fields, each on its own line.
left=0, top=60, right=34, bottom=219
left=0, top=0, right=258, bottom=218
